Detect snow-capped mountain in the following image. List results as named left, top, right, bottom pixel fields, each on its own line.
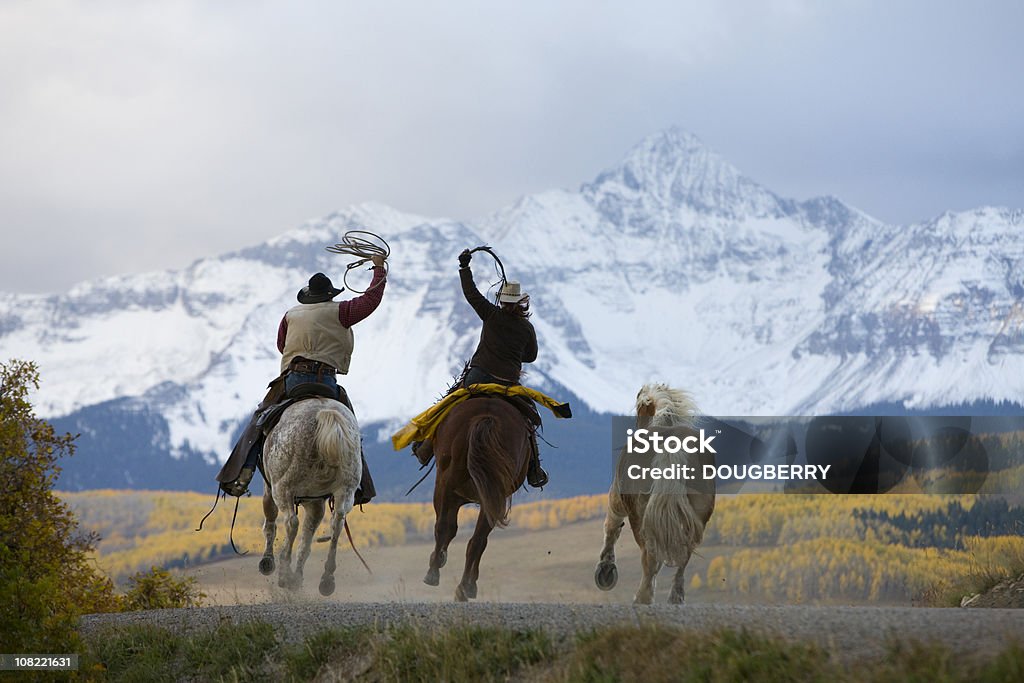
left=3, top=127, right=1023, bottom=493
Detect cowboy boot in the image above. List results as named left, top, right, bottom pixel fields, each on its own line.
left=412, top=439, right=434, bottom=466
left=220, top=437, right=263, bottom=497
left=221, top=466, right=254, bottom=497
left=526, top=432, right=548, bottom=489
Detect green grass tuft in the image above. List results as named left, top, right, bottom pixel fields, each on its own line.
left=282, top=626, right=369, bottom=681
left=374, top=624, right=554, bottom=682
left=566, top=625, right=831, bottom=683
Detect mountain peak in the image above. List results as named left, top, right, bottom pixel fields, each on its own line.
left=639, top=125, right=710, bottom=155
left=582, top=126, right=785, bottom=219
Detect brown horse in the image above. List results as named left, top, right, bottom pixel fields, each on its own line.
left=594, top=383, right=716, bottom=604
left=422, top=396, right=531, bottom=601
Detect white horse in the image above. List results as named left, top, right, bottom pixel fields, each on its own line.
left=595, top=383, right=716, bottom=604
left=259, top=397, right=361, bottom=596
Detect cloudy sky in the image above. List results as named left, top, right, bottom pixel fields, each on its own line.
left=2, top=1, right=1022, bottom=293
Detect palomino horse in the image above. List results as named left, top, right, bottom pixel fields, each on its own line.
left=259, top=397, right=362, bottom=596
left=423, top=397, right=532, bottom=601
left=595, top=383, right=716, bottom=604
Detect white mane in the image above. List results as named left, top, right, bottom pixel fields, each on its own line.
left=636, top=382, right=699, bottom=427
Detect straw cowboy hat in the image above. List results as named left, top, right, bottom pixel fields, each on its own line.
left=498, top=280, right=528, bottom=303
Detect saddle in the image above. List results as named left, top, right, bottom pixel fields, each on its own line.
left=256, top=383, right=338, bottom=429
left=217, top=380, right=349, bottom=484
left=464, top=385, right=543, bottom=429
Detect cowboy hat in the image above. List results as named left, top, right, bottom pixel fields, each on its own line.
left=498, top=280, right=528, bottom=303
left=297, top=272, right=344, bottom=304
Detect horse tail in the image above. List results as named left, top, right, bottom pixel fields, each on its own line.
left=642, top=485, right=705, bottom=567
left=314, top=408, right=355, bottom=471
left=466, top=415, right=515, bottom=528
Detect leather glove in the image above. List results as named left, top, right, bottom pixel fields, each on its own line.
left=458, top=249, right=472, bottom=268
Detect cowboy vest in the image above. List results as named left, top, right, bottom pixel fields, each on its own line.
left=279, top=302, right=355, bottom=375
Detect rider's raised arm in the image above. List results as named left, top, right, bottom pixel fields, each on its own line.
left=460, top=265, right=498, bottom=321
left=338, top=265, right=387, bottom=328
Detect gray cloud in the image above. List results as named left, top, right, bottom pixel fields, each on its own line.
left=1, top=0, right=1022, bottom=292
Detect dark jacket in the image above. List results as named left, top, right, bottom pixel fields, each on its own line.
left=460, top=266, right=537, bottom=382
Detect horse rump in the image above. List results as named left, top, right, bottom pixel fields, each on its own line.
left=314, top=407, right=359, bottom=473
left=466, top=414, right=517, bottom=528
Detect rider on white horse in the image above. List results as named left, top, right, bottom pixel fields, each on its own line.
left=217, top=255, right=387, bottom=503
left=412, top=248, right=548, bottom=488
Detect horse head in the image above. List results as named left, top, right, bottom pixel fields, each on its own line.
left=636, top=382, right=697, bottom=428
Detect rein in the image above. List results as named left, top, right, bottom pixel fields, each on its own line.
left=344, top=519, right=372, bottom=575
left=195, top=487, right=249, bottom=556
left=404, top=459, right=436, bottom=497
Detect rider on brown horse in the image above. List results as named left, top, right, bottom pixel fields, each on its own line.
left=217, top=256, right=387, bottom=503
left=413, top=248, right=549, bottom=488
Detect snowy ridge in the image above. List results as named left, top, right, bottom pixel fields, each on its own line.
left=3, top=127, right=1024, bottom=467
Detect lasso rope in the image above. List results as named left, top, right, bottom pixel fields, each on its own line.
left=468, top=245, right=508, bottom=303
left=325, top=230, right=391, bottom=294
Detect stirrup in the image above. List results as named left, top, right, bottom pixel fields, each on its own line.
left=412, top=440, right=434, bottom=466
left=221, top=467, right=254, bottom=497
left=527, top=465, right=549, bottom=489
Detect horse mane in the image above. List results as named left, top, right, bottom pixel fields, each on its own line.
left=635, top=382, right=699, bottom=427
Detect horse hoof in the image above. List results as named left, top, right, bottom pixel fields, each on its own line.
left=319, top=576, right=335, bottom=596
left=258, top=557, right=275, bottom=575
left=431, top=550, right=448, bottom=569
left=595, top=562, right=618, bottom=591
left=632, top=594, right=653, bottom=606
left=668, top=594, right=684, bottom=605
left=460, top=583, right=477, bottom=599
left=454, top=586, right=468, bottom=602
left=424, top=568, right=440, bottom=587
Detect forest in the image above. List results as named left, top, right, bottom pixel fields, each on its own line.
left=60, top=489, right=1024, bottom=604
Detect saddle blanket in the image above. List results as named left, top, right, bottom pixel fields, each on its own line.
left=391, top=383, right=572, bottom=451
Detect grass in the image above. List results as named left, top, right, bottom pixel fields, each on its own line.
left=77, top=621, right=1024, bottom=682
left=922, top=535, right=1024, bottom=607
left=85, top=621, right=280, bottom=682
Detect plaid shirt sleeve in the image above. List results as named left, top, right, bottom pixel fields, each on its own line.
left=338, top=266, right=387, bottom=328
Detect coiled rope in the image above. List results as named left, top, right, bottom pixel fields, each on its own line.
left=325, top=230, right=391, bottom=294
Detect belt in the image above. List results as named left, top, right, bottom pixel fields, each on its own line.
left=289, top=359, right=338, bottom=375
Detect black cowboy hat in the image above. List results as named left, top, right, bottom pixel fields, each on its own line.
left=297, top=272, right=344, bottom=304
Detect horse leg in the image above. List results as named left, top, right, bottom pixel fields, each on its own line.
left=424, top=496, right=460, bottom=587
left=633, top=545, right=662, bottom=605
left=292, top=499, right=325, bottom=590
left=318, top=493, right=353, bottom=597
left=595, top=505, right=626, bottom=591
left=259, top=485, right=278, bottom=576
left=456, top=508, right=494, bottom=601
left=277, top=500, right=301, bottom=590
left=668, top=549, right=692, bottom=605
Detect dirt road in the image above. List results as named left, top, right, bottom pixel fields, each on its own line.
left=80, top=519, right=1024, bottom=663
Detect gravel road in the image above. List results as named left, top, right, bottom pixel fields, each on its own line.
left=80, top=602, right=1024, bottom=663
